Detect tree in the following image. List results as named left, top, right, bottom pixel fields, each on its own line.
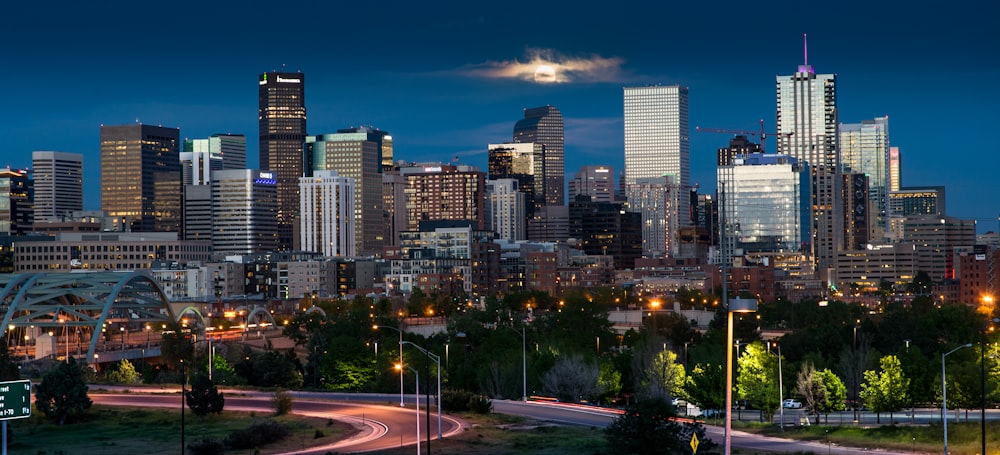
left=817, top=369, right=847, bottom=422
left=795, top=362, right=826, bottom=424
left=860, top=355, right=910, bottom=424
left=186, top=373, right=224, bottom=417
left=736, top=341, right=780, bottom=420
left=685, top=363, right=724, bottom=414
left=0, top=339, right=20, bottom=381
left=104, top=359, right=140, bottom=384
left=541, top=354, right=601, bottom=402
left=642, top=349, right=686, bottom=400
left=605, top=397, right=715, bottom=455
left=34, top=358, right=92, bottom=425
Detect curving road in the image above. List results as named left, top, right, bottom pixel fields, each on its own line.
left=92, top=392, right=466, bottom=454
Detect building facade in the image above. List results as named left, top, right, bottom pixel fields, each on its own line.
left=31, top=151, right=82, bottom=223
left=0, top=168, right=33, bottom=235
left=211, top=169, right=279, bottom=256
left=299, top=170, right=356, bottom=257
left=623, top=85, right=691, bottom=223
left=718, top=153, right=810, bottom=254
left=776, top=58, right=841, bottom=281
left=568, top=166, right=616, bottom=203
left=14, top=232, right=211, bottom=272
left=486, top=178, right=526, bottom=241
left=513, top=106, right=564, bottom=206
left=400, top=164, right=486, bottom=231
left=840, top=116, right=889, bottom=239
left=488, top=142, right=544, bottom=219
left=100, top=124, right=181, bottom=232
left=308, top=128, right=389, bottom=255
left=258, top=71, right=306, bottom=250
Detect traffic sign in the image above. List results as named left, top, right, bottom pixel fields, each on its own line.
left=0, top=380, right=31, bottom=420
left=690, top=432, right=699, bottom=453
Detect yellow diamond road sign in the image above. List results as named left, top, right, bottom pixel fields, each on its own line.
left=690, top=433, right=699, bottom=453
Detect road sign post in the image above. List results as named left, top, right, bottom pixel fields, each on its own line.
left=0, top=379, right=32, bottom=455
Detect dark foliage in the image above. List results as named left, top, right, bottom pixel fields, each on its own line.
left=224, top=420, right=291, bottom=450
left=34, top=358, right=92, bottom=425
left=187, top=438, right=225, bottom=455
left=605, top=397, right=715, bottom=455
left=186, top=373, right=224, bottom=417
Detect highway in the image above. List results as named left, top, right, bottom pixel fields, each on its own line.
left=94, top=388, right=968, bottom=454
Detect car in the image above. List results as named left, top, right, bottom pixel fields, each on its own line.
left=782, top=398, right=802, bottom=409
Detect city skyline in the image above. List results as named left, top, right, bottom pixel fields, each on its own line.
left=2, top=1, right=998, bottom=233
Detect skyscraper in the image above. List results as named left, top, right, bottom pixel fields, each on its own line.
left=840, top=116, right=889, bottom=239
left=776, top=49, right=841, bottom=280
left=488, top=142, right=544, bottom=219
left=0, top=168, right=32, bottom=235
left=211, top=169, right=279, bottom=256
left=568, top=166, right=615, bottom=203
left=182, top=134, right=247, bottom=185
left=299, top=170, right=356, bottom=257
left=100, top=124, right=181, bottom=232
left=623, top=85, right=691, bottom=256
left=31, top=151, right=82, bottom=223
left=259, top=71, right=306, bottom=250
left=513, top=106, right=564, bottom=206
left=486, top=178, right=526, bottom=241
left=307, top=127, right=388, bottom=255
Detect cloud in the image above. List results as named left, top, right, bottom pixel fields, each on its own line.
left=459, top=48, right=626, bottom=84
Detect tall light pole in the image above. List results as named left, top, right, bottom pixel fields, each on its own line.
left=396, top=364, right=420, bottom=455
left=943, top=343, right=972, bottom=455
left=725, top=298, right=757, bottom=455
left=401, top=341, right=442, bottom=441
left=773, top=342, right=784, bottom=431
left=375, top=325, right=405, bottom=407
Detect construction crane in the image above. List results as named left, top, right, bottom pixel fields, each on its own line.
left=695, top=119, right=792, bottom=154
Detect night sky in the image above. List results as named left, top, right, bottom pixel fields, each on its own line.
left=2, top=1, right=998, bottom=232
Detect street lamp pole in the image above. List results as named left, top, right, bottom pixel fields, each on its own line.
left=401, top=341, right=442, bottom=441
left=375, top=325, right=405, bottom=407
left=724, top=299, right=757, bottom=455
left=943, top=343, right=972, bottom=455
left=397, top=364, right=420, bottom=455
left=773, top=342, right=784, bottom=431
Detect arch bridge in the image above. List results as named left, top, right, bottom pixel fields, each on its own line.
left=0, top=271, right=177, bottom=364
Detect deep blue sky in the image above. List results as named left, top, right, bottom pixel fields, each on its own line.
left=3, top=1, right=998, bottom=232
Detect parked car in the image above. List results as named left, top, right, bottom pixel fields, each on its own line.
left=782, top=398, right=803, bottom=409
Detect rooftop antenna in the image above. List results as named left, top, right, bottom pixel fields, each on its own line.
left=803, top=33, right=808, bottom=66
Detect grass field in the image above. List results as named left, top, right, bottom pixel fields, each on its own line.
left=6, top=405, right=356, bottom=455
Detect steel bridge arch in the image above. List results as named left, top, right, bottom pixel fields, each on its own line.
left=0, top=271, right=175, bottom=363
left=233, top=305, right=278, bottom=328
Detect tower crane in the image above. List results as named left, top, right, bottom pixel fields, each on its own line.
left=695, top=119, right=792, bottom=154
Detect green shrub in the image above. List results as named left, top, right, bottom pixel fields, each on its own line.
left=272, top=389, right=293, bottom=416
left=468, top=395, right=493, bottom=414
left=442, top=390, right=475, bottom=412
left=224, top=420, right=291, bottom=450
left=187, top=438, right=225, bottom=455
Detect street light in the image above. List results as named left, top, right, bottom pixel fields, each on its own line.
left=772, top=341, right=784, bottom=431
left=396, top=364, right=420, bottom=455
left=401, top=341, right=442, bottom=441
left=374, top=325, right=405, bottom=407
left=725, top=298, right=757, bottom=455
left=942, top=343, right=972, bottom=455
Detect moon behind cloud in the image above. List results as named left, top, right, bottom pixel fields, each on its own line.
left=533, top=65, right=557, bottom=83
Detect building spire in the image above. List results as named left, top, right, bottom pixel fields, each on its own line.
left=803, top=33, right=808, bottom=66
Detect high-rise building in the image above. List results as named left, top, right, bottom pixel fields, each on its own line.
left=299, top=170, right=356, bottom=257
left=31, top=151, right=82, bottom=223
left=486, top=178, right=526, bottom=241
left=211, top=169, right=279, bottom=256
left=890, top=186, right=946, bottom=216
left=488, top=142, right=544, bottom=219
left=623, top=85, right=691, bottom=222
left=718, top=153, right=810, bottom=254
left=568, top=196, right=643, bottom=269
left=100, top=124, right=181, bottom=232
left=513, top=106, right=564, bottom=206
left=840, top=116, right=889, bottom=239
left=182, top=184, right=212, bottom=241
left=0, top=168, right=33, bottom=235
left=717, top=135, right=763, bottom=167
left=383, top=168, right=407, bottom=248
left=628, top=176, right=680, bottom=257
left=258, top=71, right=306, bottom=250
left=889, top=146, right=901, bottom=192
left=307, top=127, right=389, bottom=255
left=776, top=52, right=841, bottom=280
left=400, top=164, right=486, bottom=231
left=182, top=134, right=247, bottom=185
left=568, top=166, right=615, bottom=203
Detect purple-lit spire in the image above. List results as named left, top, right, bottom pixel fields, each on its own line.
left=797, top=33, right=814, bottom=74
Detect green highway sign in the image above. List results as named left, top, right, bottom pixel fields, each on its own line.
left=0, top=380, right=31, bottom=420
